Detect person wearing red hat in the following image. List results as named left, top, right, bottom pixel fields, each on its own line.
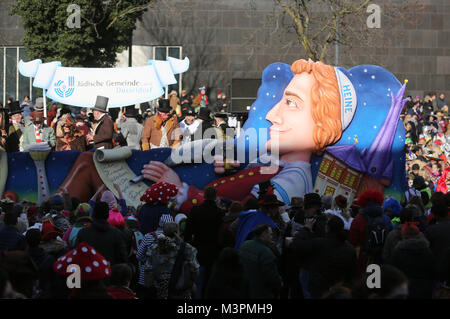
left=53, top=242, right=113, bottom=299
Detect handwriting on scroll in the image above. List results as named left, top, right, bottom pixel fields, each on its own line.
left=101, top=162, right=146, bottom=206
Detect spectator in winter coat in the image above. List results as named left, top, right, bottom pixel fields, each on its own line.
left=118, top=106, right=143, bottom=150
left=184, top=187, right=225, bottom=298
left=76, top=201, right=128, bottom=265
left=239, top=224, right=282, bottom=298
left=424, top=195, right=450, bottom=266
left=349, top=190, right=392, bottom=276
left=383, top=204, right=425, bottom=262
left=293, top=215, right=357, bottom=299
left=0, top=210, right=27, bottom=253
left=136, top=213, right=173, bottom=298
left=388, top=222, right=436, bottom=299
left=205, top=247, right=249, bottom=299
left=25, top=229, right=56, bottom=298
left=144, top=222, right=199, bottom=299
left=107, top=263, right=137, bottom=299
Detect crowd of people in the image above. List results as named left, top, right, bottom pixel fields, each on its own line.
left=0, top=89, right=448, bottom=300
left=0, top=87, right=240, bottom=153
left=402, top=92, right=449, bottom=198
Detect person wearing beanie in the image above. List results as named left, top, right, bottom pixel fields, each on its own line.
left=46, top=194, right=71, bottom=232
left=135, top=213, right=174, bottom=298
left=293, top=215, right=357, bottom=299
left=62, top=203, right=92, bottom=249
left=389, top=222, right=435, bottom=298
left=76, top=201, right=128, bottom=266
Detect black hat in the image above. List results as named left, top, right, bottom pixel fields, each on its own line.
left=214, top=112, right=228, bottom=119
left=304, top=193, right=322, bottom=209
left=157, top=99, right=171, bottom=113
left=183, top=107, right=195, bottom=117
left=258, top=194, right=285, bottom=207
left=7, top=101, right=21, bottom=115
left=198, top=108, right=211, bottom=121
left=124, top=105, right=138, bottom=118
left=92, top=96, right=109, bottom=113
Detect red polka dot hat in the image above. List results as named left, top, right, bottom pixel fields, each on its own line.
left=140, top=182, right=178, bottom=205
left=53, top=242, right=111, bottom=281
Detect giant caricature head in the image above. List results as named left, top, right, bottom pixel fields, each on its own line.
left=266, top=59, right=342, bottom=161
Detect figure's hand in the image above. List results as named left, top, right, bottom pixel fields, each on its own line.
left=142, top=161, right=182, bottom=189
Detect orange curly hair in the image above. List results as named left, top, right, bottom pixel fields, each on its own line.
left=291, top=59, right=342, bottom=154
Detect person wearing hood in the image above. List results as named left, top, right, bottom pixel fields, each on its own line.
left=75, top=201, right=128, bottom=266
left=388, top=222, right=435, bottom=299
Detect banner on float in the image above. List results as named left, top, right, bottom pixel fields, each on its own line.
left=18, top=57, right=189, bottom=108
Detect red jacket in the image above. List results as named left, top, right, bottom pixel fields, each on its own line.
left=178, top=166, right=281, bottom=214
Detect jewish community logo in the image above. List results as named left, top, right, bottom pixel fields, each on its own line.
left=54, top=76, right=75, bottom=98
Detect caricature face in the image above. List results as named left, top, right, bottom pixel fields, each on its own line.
left=266, top=72, right=316, bottom=158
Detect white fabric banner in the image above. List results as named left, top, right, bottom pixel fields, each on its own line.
left=18, top=57, right=189, bottom=108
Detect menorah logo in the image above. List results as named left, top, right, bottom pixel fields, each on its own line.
left=54, top=76, right=75, bottom=98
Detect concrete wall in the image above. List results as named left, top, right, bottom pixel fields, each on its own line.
left=1, top=0, right=449, bottom=100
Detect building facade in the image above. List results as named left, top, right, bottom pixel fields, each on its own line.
left=1, top=0, right=449, bottom=107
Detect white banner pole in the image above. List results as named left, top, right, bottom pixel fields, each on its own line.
left=165, top=86, right=168, bottom=99
left=43, top=89, right=47, bottom=125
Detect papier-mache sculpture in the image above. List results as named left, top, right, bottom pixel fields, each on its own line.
left=1, top=58, right=406, bottom=210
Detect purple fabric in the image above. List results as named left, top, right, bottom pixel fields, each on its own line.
left=361, top=84, right=408, bottom=181
left=326, top=145, right=366, bottom=173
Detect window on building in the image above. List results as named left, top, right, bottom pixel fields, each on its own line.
left=0, top=47, right=34, bottom=106
left=153, top=46, right=183, bottom=96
